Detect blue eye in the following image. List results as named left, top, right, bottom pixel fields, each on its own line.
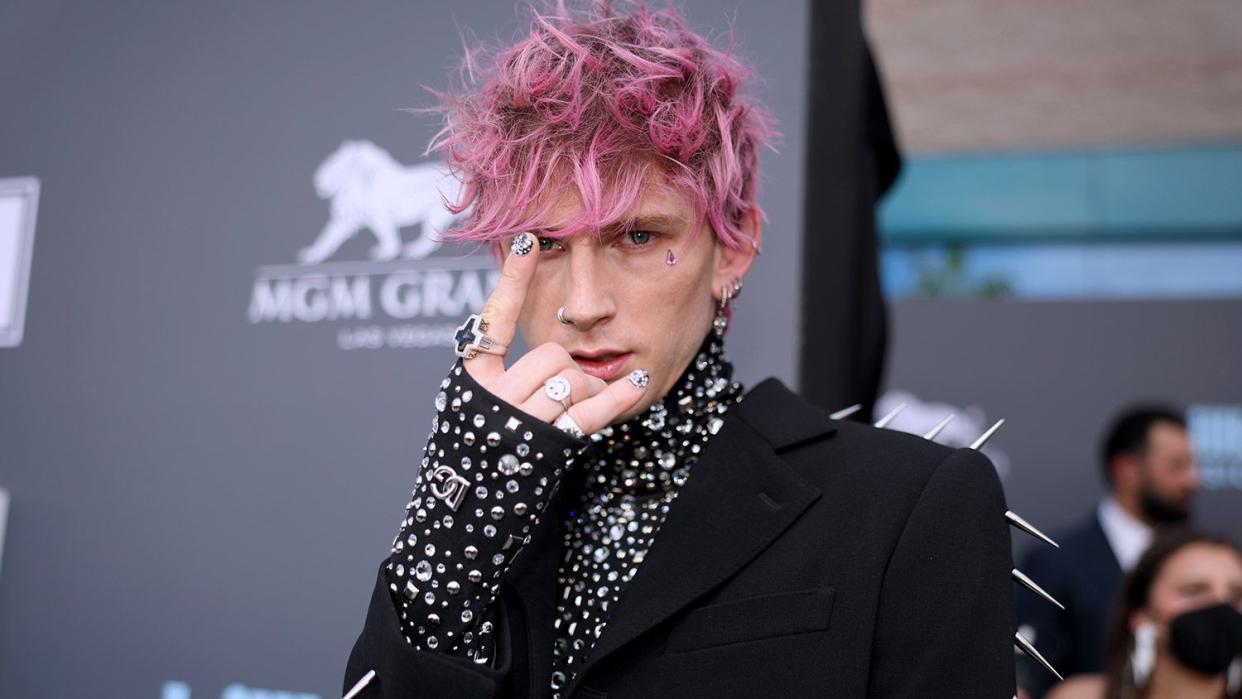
left=627, top=230, right=653, bottom=245
left=538, top=236, right=560, bottom=252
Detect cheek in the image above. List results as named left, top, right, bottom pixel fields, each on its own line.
left=1151, top=588, right=1203, bottom=628
left=638, top=275, right=712, bottom=335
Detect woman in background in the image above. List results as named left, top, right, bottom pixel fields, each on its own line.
left=1049, top=527, right=1242, bottom=699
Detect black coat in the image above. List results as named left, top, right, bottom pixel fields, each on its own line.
left=344, top=377, right=1018, bottom=698
left=1016, top=512, right=1124, bottom=698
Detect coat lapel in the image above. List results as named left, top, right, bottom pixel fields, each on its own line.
left=564, top=378, right=836, bottom=695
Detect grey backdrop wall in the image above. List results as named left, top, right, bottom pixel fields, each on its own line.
left=4, top=3, right=1240, bottom=699
left=0, top=2, right=808, bottom=697
left=882, top=299, right=1242, bottom=562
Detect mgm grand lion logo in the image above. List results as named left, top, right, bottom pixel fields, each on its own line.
left=247, top=140, right=499, bottom=350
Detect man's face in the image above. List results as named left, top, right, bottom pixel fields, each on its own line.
left=507, top=177, right=757, bottom=422
left=1136, top=421, right=1200, bottom=520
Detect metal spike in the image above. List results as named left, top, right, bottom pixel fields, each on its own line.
left=922, top=413, right=956, bottom=440
left=873, top=402, right=907, bottom=429
left=829, top=403, right=862, bottom=420
left=969, top=418, right=1005, bottom=450
left=343, top=669, right=376, bottom=699
left=1015, top=630, right=1063, bottom=681
left=1006, top=510, right=1059, bottom=548
left=1012, top=568, right=1065, bottom=610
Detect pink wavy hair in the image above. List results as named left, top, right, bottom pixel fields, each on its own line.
left=420, top=0, right=778, bottom=254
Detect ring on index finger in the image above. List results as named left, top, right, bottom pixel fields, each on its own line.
left=543, top=375, right=572, bottom=412
left=453, top=313, right=508, bottom=360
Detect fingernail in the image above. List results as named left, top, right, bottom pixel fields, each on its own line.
left=511, top=231, right=533, bottom=256
left=628, top=369, right=649, bottom=389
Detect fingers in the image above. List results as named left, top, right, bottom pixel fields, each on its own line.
left=466, top=231, right=538, bottom=381
left=517, top=367, right=607, bottom=423
left=491, top=342, right=577, bottom=403
left=565, top=369, right=650, bottom=435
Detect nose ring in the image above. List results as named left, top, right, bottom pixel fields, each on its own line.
left=557, top=306, right=574, bottom=325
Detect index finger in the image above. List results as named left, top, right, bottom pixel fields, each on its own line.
left=471, top=231, right=538, bottom=376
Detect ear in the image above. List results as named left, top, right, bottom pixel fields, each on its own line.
left=711, top=207, right=762, bottom=301
left=1113, top=454, right=1142, bottom=492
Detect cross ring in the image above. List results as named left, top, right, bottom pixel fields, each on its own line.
left=453, top=314, right=508, bottom=360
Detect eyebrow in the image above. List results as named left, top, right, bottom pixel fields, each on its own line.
left=538, top=212, right=688, bottom=235
left=625, top=213, right=686, bottom=231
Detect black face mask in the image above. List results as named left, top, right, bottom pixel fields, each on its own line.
left=1139, top=485, right=1190, bottom=524
left=1168, top=602, right=1242, bottom=676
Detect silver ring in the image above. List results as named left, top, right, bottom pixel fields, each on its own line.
left=557, top=306, right=574, bottom=325
left=554, top=412, right=586, bottom=439
left=453, top=313, right=508, bottom=360
left=544, top=375, right=572, bottom=411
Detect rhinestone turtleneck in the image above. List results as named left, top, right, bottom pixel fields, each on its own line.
left=549, top=330, right=744, bottom=696
left=384, top=329, right=742, bottom=697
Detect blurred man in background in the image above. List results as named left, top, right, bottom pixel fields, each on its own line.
left=1016, top=405, right=1201, bottom=698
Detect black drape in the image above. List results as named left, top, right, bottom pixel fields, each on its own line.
left=799, top=2, right=902, bottom=422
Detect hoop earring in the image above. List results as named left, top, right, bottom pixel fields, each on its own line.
left=1131, top=621, right=1156, bottom=689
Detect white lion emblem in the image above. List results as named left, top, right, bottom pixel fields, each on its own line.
left=297, top=140, right=463, bottom=265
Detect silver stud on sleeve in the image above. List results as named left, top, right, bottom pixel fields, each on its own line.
left=384, top=359, right=586, bottom=662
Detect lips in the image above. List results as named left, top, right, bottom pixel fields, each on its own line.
left=571, top=351, right=633, bottom=382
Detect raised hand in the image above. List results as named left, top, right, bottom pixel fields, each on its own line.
left=460, top=231, right=649, bottom=436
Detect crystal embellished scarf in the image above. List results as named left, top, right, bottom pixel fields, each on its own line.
left=548, top=329, right=744, bottom=696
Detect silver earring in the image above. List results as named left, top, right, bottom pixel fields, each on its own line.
left=712, top=282, right=734, bottom=337
left=1131, top=621, right=1156, bottom=688
left=557, top=306, right=574, bottom=325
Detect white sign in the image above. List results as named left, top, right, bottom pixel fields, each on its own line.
left=246, top=141, right=498, bottom=350
left=0, top=177, right=39, bottom=348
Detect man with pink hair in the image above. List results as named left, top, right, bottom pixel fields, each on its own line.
left=343, top=3, right=1023, bottom=697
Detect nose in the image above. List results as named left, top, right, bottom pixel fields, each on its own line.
left=561, top=242, right=616, bottom=332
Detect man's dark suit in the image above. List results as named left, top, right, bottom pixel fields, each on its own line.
left=1015, top=513, right=1124, bottom=698
left=344, top=377, right=1018, bottom=698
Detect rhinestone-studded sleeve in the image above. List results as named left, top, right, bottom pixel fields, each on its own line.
left=386, top=359, right=587, bottom=664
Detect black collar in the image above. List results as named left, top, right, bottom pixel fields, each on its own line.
left=734, top=377, right=839, bottom=452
